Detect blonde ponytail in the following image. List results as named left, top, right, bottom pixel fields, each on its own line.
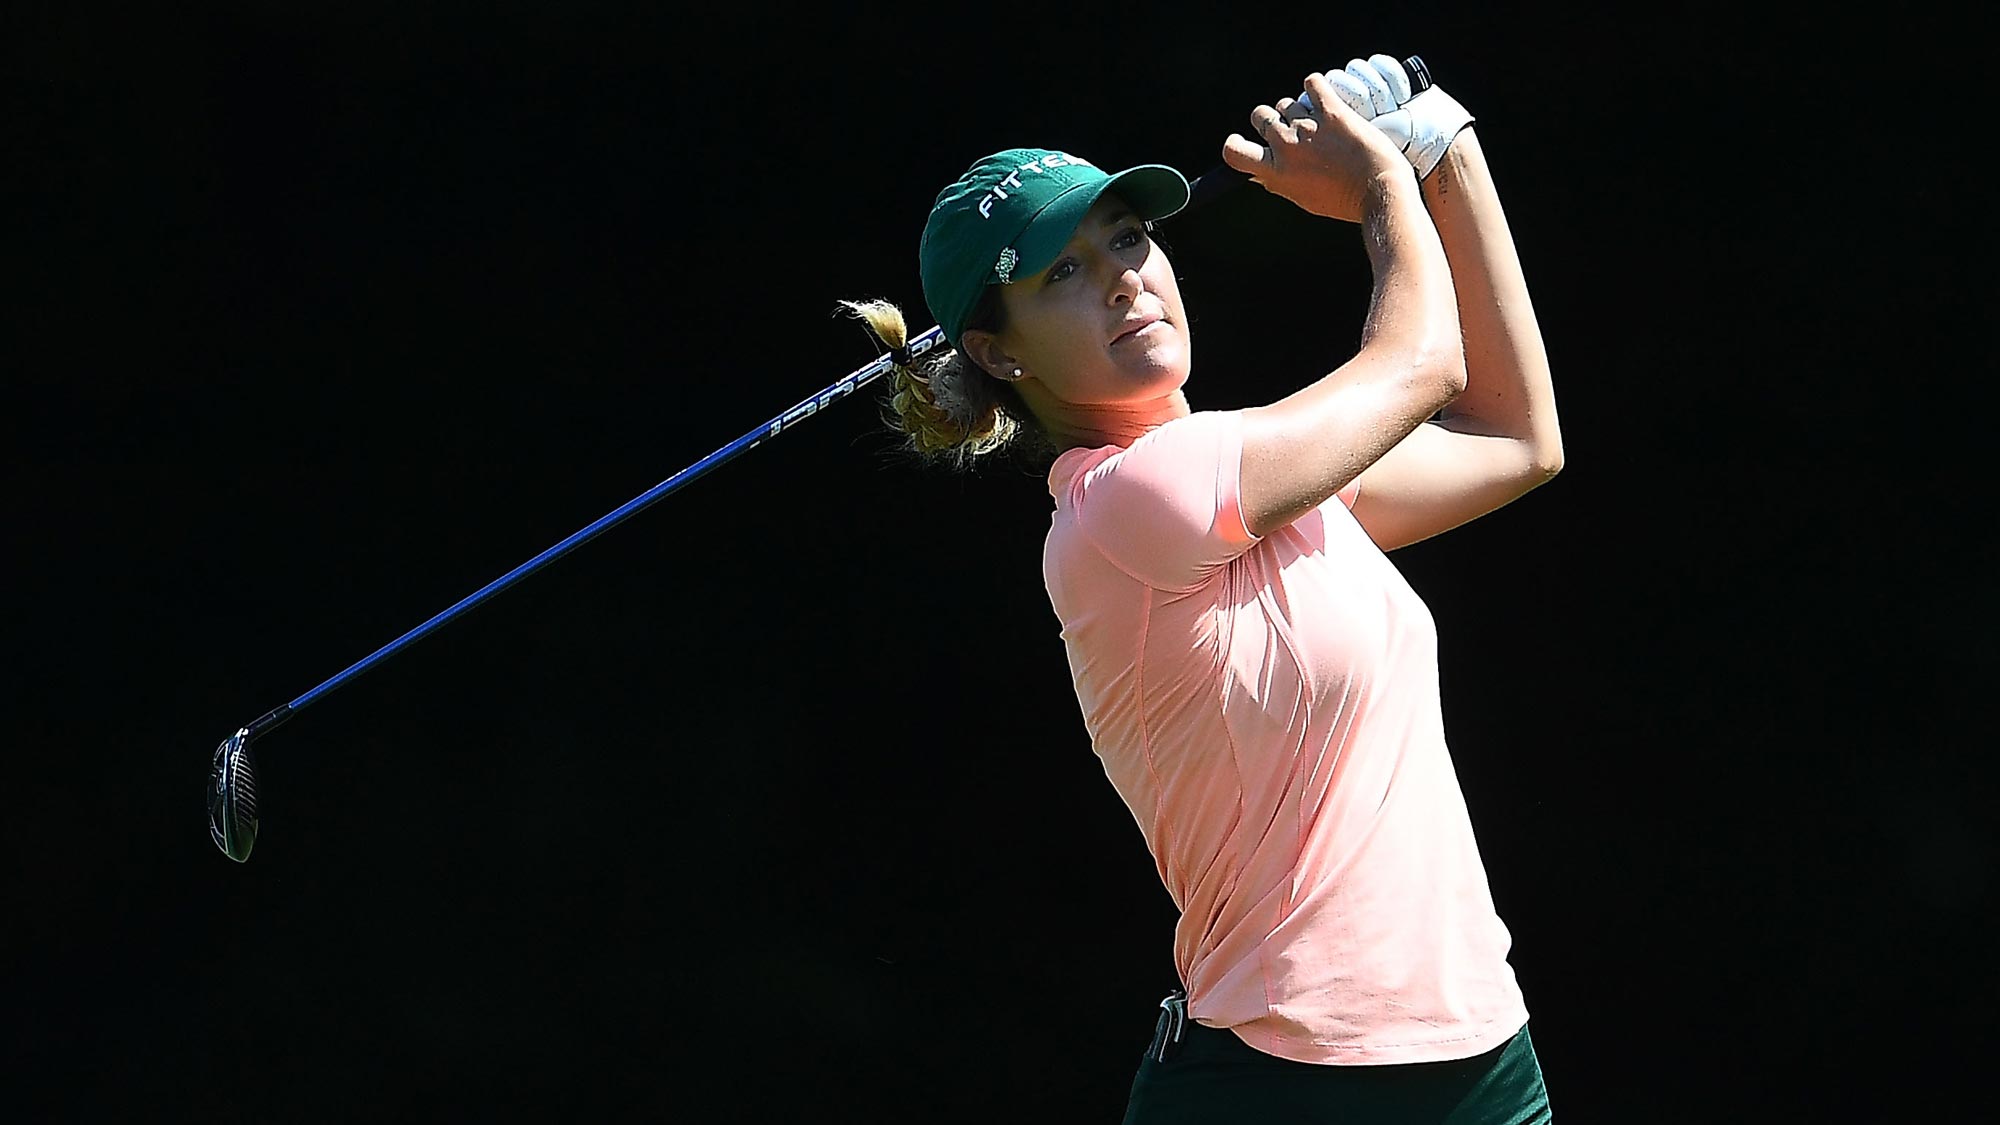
left=838, top=297, right=1028, bottom=469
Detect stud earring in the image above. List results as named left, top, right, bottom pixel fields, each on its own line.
left=1010, top=368, right=1022, bottom=381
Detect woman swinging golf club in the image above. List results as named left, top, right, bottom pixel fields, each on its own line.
left=845, top=54, right=1562, bottom=1122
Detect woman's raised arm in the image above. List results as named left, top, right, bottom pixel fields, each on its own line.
left=1347, top=127, right=1564, bottom=551
left=1225, top=72, right=1467, bottom=539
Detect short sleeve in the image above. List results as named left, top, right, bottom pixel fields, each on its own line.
left=1063, top=411, right=1258, bottom=592
left=1336, top=476, right=1361, bottom=510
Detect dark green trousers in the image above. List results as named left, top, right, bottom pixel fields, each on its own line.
left=1122, top=995, right=1551, bottom=1124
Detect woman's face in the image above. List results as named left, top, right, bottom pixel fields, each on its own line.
left=969, top=193, right=1191, bottom=415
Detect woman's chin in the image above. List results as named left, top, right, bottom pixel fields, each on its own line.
left=1123, top=338, right=1190, bottom=391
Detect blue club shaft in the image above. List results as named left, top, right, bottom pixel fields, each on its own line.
left=246, top=324, right=948, bottom=741
left=236, top=70, right=1315, bottom=745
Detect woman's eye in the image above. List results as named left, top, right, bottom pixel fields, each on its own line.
left=1047, top=229, right=1143, bottom=283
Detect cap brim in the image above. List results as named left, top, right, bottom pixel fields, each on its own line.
left=1011, top=164, right=1191, bottom=281
left=1105, top=164, right=1192, bottom=223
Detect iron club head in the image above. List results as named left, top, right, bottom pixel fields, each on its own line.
left=209, top=729, right=259, bottom=862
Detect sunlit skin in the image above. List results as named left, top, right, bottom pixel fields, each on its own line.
left=959, top=194, right=1192, bottom=451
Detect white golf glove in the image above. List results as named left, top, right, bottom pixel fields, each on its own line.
left=1303, top=54, right=1474, bottom=180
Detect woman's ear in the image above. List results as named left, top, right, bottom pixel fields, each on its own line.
left=957, top=328, right=1017, bottom=382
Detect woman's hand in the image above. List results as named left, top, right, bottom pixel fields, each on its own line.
left=1222, top=72, right=1417, bottom=223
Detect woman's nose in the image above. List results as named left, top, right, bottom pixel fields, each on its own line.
left=1109, top=266, right=1143, bottom=305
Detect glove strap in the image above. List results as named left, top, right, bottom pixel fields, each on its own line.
left=1404, top=87, right=1475, bottom=179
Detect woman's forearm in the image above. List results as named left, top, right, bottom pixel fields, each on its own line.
left=1421, top=129, right=1564, bottom=473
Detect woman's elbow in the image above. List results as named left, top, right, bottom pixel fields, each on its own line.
left=1417, top=339, right=1469, bottom=412
left=1532, top=438, right=1564, bottom=480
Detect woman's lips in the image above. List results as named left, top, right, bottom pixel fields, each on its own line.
left=1112, top=319, right=1164, bottom=347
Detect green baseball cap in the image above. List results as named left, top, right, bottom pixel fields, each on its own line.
left=919, top=147, right=1190, bottom=347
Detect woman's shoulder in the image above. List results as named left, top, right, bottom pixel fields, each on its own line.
left=1052, top=409, right=1245, bottom=505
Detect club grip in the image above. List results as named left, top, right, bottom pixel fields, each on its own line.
left=1182, top=54, right=1431, bottom=215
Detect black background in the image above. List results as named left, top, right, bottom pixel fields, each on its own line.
left=7, top=3, right=1987, bottom=1121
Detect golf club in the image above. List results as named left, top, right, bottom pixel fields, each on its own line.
left=209, top=55, right=1432, bottom=862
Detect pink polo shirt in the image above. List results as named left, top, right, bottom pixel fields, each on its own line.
left=1043, top=410, right=1528, bottom=1065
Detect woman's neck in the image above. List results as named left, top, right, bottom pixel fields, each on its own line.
left=1035, top=390, right=1192, bottom=452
